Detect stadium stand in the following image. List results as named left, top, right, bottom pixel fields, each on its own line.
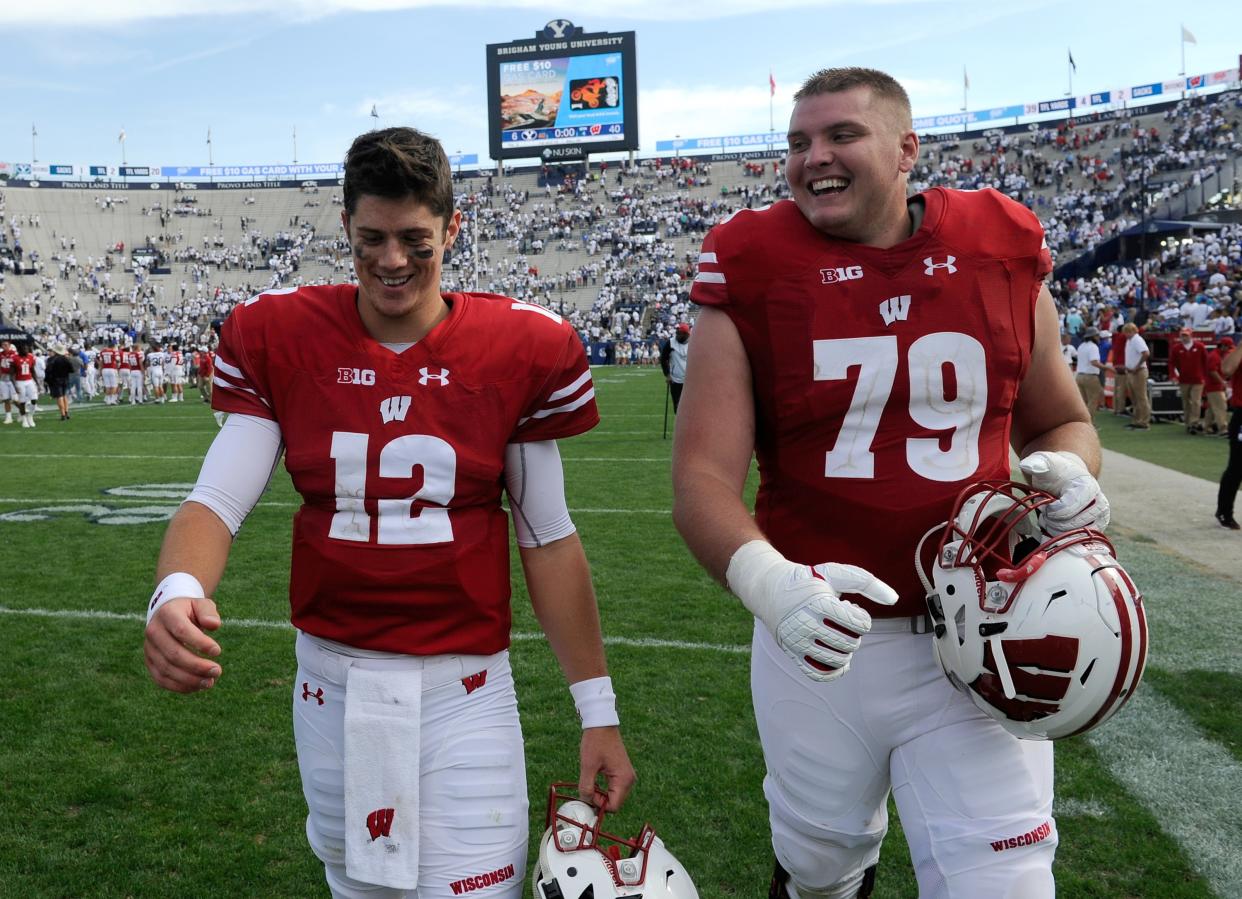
left=0, top=89, right=1239, bottom=379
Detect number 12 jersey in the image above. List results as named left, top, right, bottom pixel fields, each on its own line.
left=212, top=286, right=598, bottom=654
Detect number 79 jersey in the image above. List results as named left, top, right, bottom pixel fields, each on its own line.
left=691, top=188, right=1052, bottom=617
left=211, top=285, right=598, bottom=655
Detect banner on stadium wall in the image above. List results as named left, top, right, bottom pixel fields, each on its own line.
left=1036, top=97, right=1076, bottom=114
left=160, top=162, right=346, bottom=178
left=654, top=131, right=785, bottom=152
left=912, top=104, right=1027, bottom=131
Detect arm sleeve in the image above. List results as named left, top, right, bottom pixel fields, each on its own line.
left=183, top=413, right=284, bottom=536
left=504, top=440, right=575, bottom=548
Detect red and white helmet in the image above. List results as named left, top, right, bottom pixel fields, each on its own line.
left=532, top=783, right=699, bottom=899
left=918, top=480, right=1148, bottom=740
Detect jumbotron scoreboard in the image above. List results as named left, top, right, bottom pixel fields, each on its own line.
left=486, top=20, right=638, bottom=162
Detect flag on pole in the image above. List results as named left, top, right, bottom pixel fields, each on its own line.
left=32, top=124, right=37, bottom=137
left=963, top=66, right=970, bottom=90
left=1067, top=49, right=1077, bottom=73
left=370, top=104, right=379, bottom=119
left=1181, top=25, right=1197, bottom=44
left=206, top=127, right=212, bottom=144
left=769, top=71, right=776, bottom=97
left=118, top=128, right=126, bottom=143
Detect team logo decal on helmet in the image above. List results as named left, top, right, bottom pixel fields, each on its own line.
left=916, top=480, right=1147, bottom=741
left=532, top=783, right=699, bottom=899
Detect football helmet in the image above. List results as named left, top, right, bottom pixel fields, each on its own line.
left=917, top=480, right=1147, bottom=741
left=531, top=783, right=699, bottom=899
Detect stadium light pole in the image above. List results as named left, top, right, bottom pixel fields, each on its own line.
left=292, top=126, right=298, bottom=165
left=31, top=124, right=37, bottom=166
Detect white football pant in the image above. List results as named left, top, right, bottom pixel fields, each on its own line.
left=752, top=619, right=1056, bottom=899
left=293, top=632, right=528, bottom=898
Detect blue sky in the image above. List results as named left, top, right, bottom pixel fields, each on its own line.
left=1, top=0, right=1237, bottom=170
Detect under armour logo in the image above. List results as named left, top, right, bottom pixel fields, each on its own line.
left=301, top=682, right=324, bottom=705
left=418, top=367, right=450, bottom=386
left=149, top=589, right=163, bottom=611
left=879, top=295, right=912, bottom=325
left=379, top=395, right=412, bottom=423
left=924, top=256, right=957, bottom=275
left=461, top=670, right=488, bottom=695
left=366, top=808, right=395, bottom=841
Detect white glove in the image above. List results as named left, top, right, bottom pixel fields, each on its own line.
left=726, top=541, right=899, bottom=683
left=1018, top=450, right=1110, bottom=533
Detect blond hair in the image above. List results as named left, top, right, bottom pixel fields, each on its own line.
left=793, top=67, right=912, bottom=130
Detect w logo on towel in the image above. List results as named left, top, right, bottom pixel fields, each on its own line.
left=461, top=670, right=488, bottom=694
left=366, top=808, right=395, bottom=841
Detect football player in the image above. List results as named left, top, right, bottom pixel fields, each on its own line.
left=165, top=343, right=185, bottom=402
left=147, top=342, right=167, bottom=403
left=0, top=338, right=17, bottom=423
left=672, top=67, right=1109, bottom=898
left=11, top=341, right=39, bottom=428
left=98, top=342, right=120, bottom=405
left=143, top=127, right=635, bottom=899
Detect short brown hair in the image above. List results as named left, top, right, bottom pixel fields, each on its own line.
left=343, top=127, right=454, bottom=225
left=793, top=67, right=913, bottom=130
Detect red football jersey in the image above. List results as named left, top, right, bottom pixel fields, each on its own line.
left=212, top=285, right=599, bottom=654
left=98, top=349, right=119, bottom=369
left=692, top=188, right=1051, bottom=617
left=13, top=353, right=36, bottom=381
left=0, top=348, right=15, bottom=378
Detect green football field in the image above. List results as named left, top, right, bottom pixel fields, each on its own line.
left=0, top=367, right=1238, bottom=897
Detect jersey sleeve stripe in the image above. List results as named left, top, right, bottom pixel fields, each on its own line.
left=519, top=387, right=596, bottom=425
left=693, top=272, right=726, bottom=285
left=213, top=375, right=271, bottom=406
left=546, top=369, right=592, bottom=402
left=699, top=252, right=718, bottom=264
left=214, top=355, right=244, bottom=379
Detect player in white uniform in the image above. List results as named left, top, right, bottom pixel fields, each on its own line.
left=147, top=343, right=167, bottom=403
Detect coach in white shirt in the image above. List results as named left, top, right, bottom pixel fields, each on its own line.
left=1074, top=327, right=1108, bottom=414
left=1120, top=322, right=1152, bottom=430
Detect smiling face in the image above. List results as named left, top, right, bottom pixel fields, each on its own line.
left=785, top=85, right=919, bottom=247
left=343, top=194, right=461, bottom=342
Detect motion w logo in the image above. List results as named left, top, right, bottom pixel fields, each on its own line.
left=461, top=670, right=488, bottom=695
left=879, top=295, right=912, bottom=325
left=367, top=808, right=395, bottom=841
left=379, top=395, right=412, bottom=423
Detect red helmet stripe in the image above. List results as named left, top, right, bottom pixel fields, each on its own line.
left=1067, top=560, right=1142, bottom=736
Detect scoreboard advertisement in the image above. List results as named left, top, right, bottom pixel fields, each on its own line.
left=486, top=21, right=637, bottom=161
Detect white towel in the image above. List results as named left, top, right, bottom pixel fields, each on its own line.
left=344, top=665, right=421, bottom=889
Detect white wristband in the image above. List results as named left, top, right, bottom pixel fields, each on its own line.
left=147, top=572, right=206, bottom=625
left=570, top=676, right=620, bottom=729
